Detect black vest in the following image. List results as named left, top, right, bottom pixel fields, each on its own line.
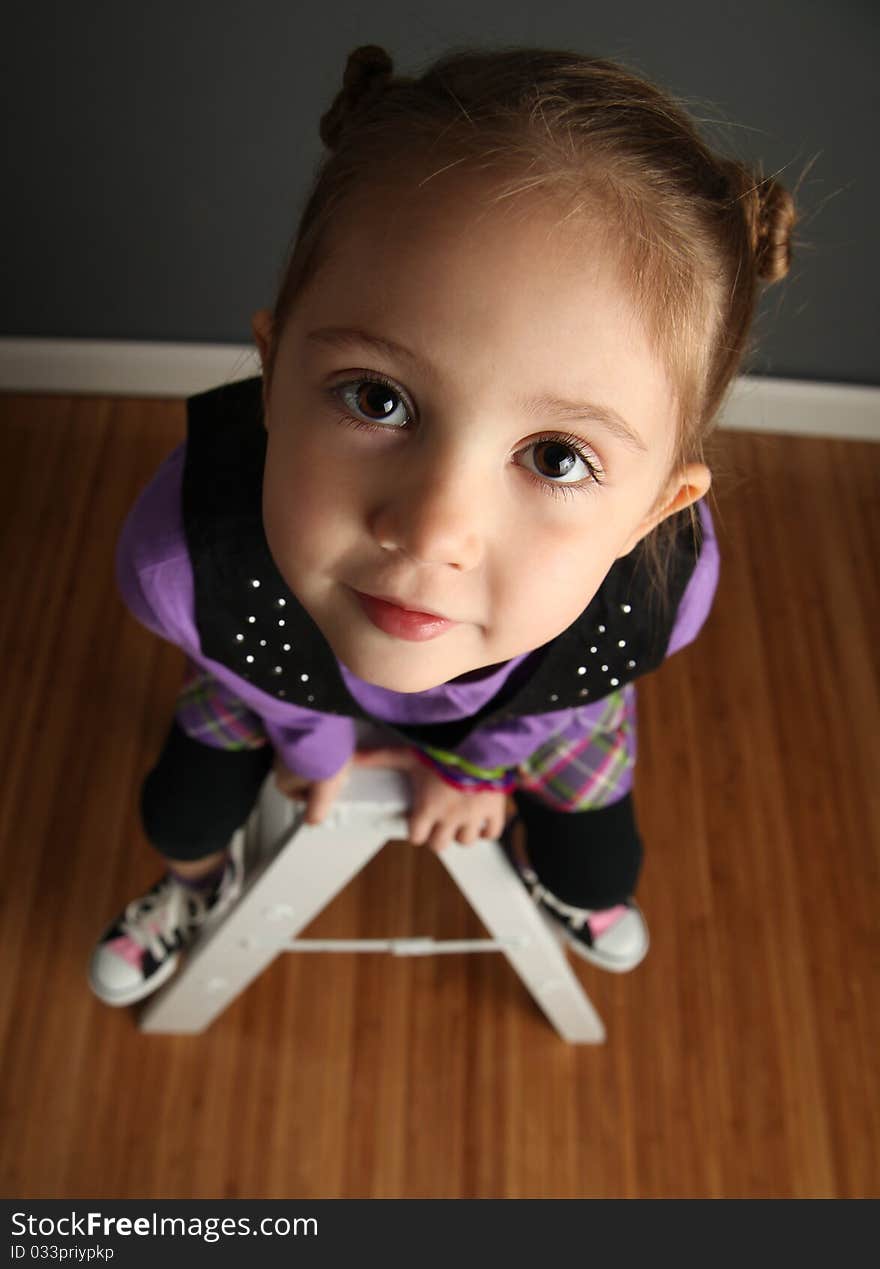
left=182, top=377, right=703, bottom=752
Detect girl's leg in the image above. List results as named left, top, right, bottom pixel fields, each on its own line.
left=508, top=685, right=649, bottom=971
left=510, top=788, right=643, bottom=910
left=139, top=715, right=274, bottom=864
left=89, top=662, right=274, bottom=1006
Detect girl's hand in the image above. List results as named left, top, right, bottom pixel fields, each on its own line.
left=352, top=746, right=509, bottom=854
left=272, top=751, right=356, bottom=826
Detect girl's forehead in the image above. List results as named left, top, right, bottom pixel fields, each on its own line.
left=305, top=169, right=626, bottom=329
left=328, top=163, right=607, bottom=261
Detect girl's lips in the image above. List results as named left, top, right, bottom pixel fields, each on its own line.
left=353, top=590, right=459, bottom=642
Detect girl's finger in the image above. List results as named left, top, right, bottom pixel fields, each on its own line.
left=408, top=819, right=429, bottom=846
left=428, top=823, right=458, bottom=855
left=306, top=783, right=335, bottom=825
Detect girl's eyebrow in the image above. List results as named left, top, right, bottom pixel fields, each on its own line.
left=306, top=325, right=648, bottom=454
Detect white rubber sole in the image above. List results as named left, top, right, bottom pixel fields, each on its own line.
left=536, top=899, right=650, bottom=973
left=88, top=944, right=182, bottom=1007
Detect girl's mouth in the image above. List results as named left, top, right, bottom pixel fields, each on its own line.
left=352, top=590, right=459, bottom=642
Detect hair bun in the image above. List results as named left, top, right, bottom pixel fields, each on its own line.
left=745, top=174, right=798, bottom=283
left=319, top=45, right=395, bottom=150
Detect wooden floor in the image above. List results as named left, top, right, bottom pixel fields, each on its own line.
left=0, top=391, right=877, bottom=1198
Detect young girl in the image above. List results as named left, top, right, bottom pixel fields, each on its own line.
left=89, top=44, right=796, bottom=1005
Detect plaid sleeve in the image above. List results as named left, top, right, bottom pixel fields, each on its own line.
left=174, top=657, right=269, bottom=751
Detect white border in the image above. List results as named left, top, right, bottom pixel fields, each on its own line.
left=0, top=337, right=877, bottom=441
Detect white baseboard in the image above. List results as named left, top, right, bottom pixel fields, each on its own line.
left=0, top=338, right=262, bottom=400
left=0, top=337, right=877, bottom=441
left=717, top=375, right=879, bottom=442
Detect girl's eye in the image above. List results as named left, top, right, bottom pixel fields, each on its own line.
left=333, top=375, right=411, bottom=429
left=516, top=434, right=605, bottom=498
left=329, top=375, right=604, bottom=499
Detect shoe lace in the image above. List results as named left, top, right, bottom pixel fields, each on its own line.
left=505, top=820, right=594, bottom=932
left=120, top=876, right=209, bottom=964
left=515, top=862, right=594, bottom=929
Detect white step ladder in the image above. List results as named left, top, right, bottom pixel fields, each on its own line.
left=139, top=747, right=605, bottom=1043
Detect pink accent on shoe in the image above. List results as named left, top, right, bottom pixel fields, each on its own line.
left=587, top=905, right=629, bottom=938
left=105, top=934, right=145, bottom=968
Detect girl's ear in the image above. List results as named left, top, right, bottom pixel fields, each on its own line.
left=251, top=309, right=274, bottom=375
left=616, top=462, right=712, bottom=559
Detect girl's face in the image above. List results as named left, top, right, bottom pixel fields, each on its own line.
left=257, top=168, right=709, bottom=693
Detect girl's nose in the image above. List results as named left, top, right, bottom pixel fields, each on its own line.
left=367, top=450, right=486, bottom=571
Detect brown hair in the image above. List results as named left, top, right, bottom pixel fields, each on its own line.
left=264, top=44, right=799, bottom=608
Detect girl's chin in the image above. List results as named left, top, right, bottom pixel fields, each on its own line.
left=344, top=664, right=451, bottom=694
left=334, top=647, right=457, bottom=694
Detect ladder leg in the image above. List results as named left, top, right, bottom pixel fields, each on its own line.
left=439, top=837, right=606, bottom=1043
left=138, top=770, right=410, bottom=1034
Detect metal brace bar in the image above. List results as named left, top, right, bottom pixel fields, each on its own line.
left=285, top=936, right=531, bottom=956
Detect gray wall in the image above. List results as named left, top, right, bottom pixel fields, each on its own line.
left=4, top=0, right=878, bottom=384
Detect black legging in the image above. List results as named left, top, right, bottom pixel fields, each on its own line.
left=140, top=718, right=274, bottom=861
left=141, top=718, right=642, bottom=907
left=511, top=788, right=642, bottom=909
